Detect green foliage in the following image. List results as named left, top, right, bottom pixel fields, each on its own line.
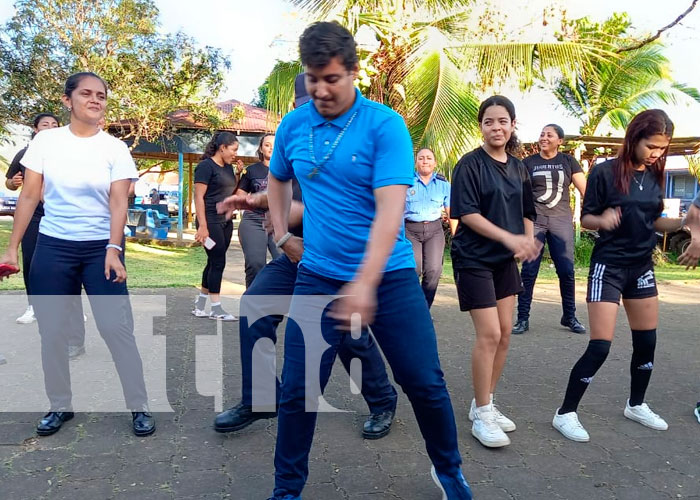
left=552, top=13, right=700, bottom=135
left=0, top=0, right=230, bottom=146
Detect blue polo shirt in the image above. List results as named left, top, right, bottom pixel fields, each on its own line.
left=404, top=172, right=451, bottom=222
left=270, top=88, right=416, bottom=281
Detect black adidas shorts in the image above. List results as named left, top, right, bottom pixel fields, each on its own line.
left=586, top=260, right=658, bottom=304
left=454, top=259, right=523, bottom=311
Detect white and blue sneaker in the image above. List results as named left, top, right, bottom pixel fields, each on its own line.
left=431, top=465, right=473, bottom=500
left=694, top=403, right=700, bottom=424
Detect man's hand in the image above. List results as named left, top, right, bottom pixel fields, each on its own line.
left=8, top=172, right=23, bottom=189
left=279, top=235, right=304, bottom=263
left=329, top=281, right=377, bottom=331
left=217, top=192, right=269, bottom=213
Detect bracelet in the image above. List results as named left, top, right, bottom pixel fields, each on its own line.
left=275, top=232, right=293, bottom=249
left=106, top=243, right=123, bottom=252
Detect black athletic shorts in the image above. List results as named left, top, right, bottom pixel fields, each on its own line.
left=586, top=260, right=658, bottom=304
left=454, top=259, right=523, bottom=311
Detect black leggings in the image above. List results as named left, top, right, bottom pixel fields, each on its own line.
left=201, top=220, right=233, bottom=294
left=238, top=213, right=280, bottom=288
left=21, top=218, right=41, bottom=302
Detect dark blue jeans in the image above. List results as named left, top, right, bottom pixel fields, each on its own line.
left=518, top=214, right=576, bottom=322
left=239, top=254, right=397, bottom=414
left=30, top=234, right=148, bottom=411
left=273, top=266, right=462, bottom=497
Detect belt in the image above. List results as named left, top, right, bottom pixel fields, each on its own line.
left=405, top=219, right=440, bottom=224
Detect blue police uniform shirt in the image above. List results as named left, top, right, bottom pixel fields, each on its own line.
left=270, top=88, right=416, bottom=281
left=404, top=171, right=451, bottom=222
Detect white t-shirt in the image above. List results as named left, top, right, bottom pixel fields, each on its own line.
left=21, top=125, right=137, bottom=241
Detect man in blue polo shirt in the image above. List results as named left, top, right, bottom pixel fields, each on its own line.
left=267, top=22, right=471, bottom=500
left=405, top=147, right=456, bottom=308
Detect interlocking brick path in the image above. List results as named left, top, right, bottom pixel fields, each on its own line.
left=1, top=275, right=698, bottom=499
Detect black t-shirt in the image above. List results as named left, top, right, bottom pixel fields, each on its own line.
left=523, top=152, right=583, bottom=217
left=583, top=159, right=663, bottom=267
left=194, top=158, right=237, bottom=223
left=450, top=147, right=536, bottom=269
left=6, top=146, right=44, bottom=222
left=238, top=162, right=270, bottom=220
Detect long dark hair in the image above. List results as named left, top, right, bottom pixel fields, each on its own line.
left=202, top=132, right=239, bottom=160
left=257, top=133, right=275, bottom=161
left=477, top=95, right=521, bottom=156
left=615, top=109, right=674, bottom=194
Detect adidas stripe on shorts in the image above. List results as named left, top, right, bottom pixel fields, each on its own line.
left=586, top=260, right=658, bottom=304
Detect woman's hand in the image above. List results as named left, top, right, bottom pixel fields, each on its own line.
left=502, top=233, right=540, bottom=263
left=598, top=207, right=622, bottom=231
left=8, top=172, right=23, bottom=189
left=104, top=249, right=127, bottom=283
left=0, top=249, right=20, bottom=281
left=195, top=226, right=209, bottom=243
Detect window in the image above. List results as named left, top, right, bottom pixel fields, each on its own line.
left=670, top=174, right=699, bottom=199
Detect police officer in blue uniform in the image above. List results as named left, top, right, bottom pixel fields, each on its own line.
left=404, top=148, right=456, bottom=308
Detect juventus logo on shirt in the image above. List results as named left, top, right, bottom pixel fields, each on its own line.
left=532, top=167, right=565, bottom=208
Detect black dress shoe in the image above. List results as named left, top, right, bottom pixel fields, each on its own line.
left=512, top=319, right=529, bottom=335
left=561, top=317, right=586, bottom=334
left=214, top=402, right=277, bottom=433
left=132, top=412, right=156, bottom=436
left=362, top=410, right=395, bottom=440
left=37, top=411, right=74, bottom=436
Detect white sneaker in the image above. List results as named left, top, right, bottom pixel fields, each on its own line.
left=471, top=405, right=511, bottom=448
left=191, top=307, right=208, bottom=318
left=624, top=400, right=668, bottom=430
left=694, top=405, right=700, bottom=424
left=209, top=310, right=238, bottom=322
left=16, top=305, right=36, bottom=324
left=552, top=409, right=590, bottom=442
left=469, top=397, right=516, bottom=432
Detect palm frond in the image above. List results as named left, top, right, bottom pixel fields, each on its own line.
left=290, top=0, right=474, bottom=19
left=265, top=61, right=304, bottom=122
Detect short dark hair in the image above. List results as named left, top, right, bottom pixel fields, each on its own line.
left=64, top=72, right=108, bottom=98
left=33, top=113, right=60, bottom=129
left=543, top=123, right=565, bottom=139
left=299, top=22, right=358, bottom=71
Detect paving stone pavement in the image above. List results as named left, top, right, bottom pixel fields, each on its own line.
left=0, top=276, right=698, bottom=499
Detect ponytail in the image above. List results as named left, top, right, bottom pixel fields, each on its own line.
left=202, top=131, right=239, bottom=160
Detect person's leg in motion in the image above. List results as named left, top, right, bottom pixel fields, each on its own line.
left=17, top=218, right=40, bottom=323
left=548, top=216, right=584, bottom=333
left=405, top=222, right=424, bottom=289
left=514, top=217, right=547, bottom=334
left=368, top=268, right=471, bottom=498
left=81, top=241, right=154, bottom=436
left=421, top=220, right=446, bottom=309
left=336, top=329, right=398, bottom=439
left=553, top=301, right=617, bottom=442
left=207, top=221, right=236, bottom=320
left=214, top=254, right=297, bottom=433
left=622, top=296, right=667, bottom=430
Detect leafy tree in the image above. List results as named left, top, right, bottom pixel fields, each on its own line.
left=551, top=13, right=700, bottom=135
left=0, top=0, right=230, bottom=147
left=265, top=0, right=616, bottom=170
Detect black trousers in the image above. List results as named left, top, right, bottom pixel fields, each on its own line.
left=405, top=220, right=445, bottom=308
left=201, top=220, right=234, bottom=294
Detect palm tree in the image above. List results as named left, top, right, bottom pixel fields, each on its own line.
left=265, top=0, right=616, bottom=172
left=551, top=14, right=700, bottom=135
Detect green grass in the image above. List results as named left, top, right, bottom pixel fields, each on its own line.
left=0, top=220, right=206, bottom=289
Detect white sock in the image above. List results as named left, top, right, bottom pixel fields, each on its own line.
left=211, top=301, right=221, bottom=307
left=199, top=293, right=208, bottom=299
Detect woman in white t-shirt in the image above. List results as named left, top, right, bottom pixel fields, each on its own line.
left=0, top=72, right=155, bottom=437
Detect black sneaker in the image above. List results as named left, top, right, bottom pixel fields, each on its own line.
left=561, top=317, right=586, bottom=334
left=512, top=319, right=529, bottom=335
left=214, top=402, right=277, bottom=433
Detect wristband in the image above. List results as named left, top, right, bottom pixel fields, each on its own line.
left=275, top=232, right=293, bottom=249
left=106, top=243, right=123, bottom=252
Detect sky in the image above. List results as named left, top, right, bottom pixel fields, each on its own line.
left=1, top=0, right=699, bottom=144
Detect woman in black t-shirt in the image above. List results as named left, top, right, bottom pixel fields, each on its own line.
left=5, top=113, right=60, bottom=324
left=192, top=132, right=239, bottom=321
left=236, top=134, right=280, bottom=288
left=514, top=124, right=587, bottom=335
left=552, top=109, right=685, bottom=443
left=450, top=96, right=538, bottom=449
